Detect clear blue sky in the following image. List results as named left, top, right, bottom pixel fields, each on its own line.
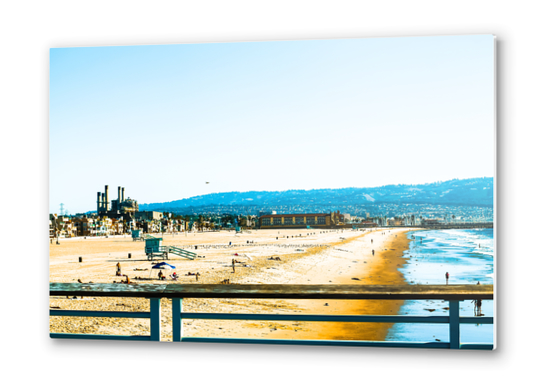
left=50, top=35, right=494, bottom=214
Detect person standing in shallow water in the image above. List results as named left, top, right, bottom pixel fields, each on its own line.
left=474, top=281, right=482, bottom=315
left=445, top=272, right=449, bottom=285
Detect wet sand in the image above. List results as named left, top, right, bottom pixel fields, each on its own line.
left=50, top=228, right=414, bottom=341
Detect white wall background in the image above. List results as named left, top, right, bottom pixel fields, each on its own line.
left=1, top=1, right=539, bottom=383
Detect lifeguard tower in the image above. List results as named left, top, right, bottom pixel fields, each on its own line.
left=132, top=230, right=144, bottom=241
left=145, top=236, right=168, bottom=260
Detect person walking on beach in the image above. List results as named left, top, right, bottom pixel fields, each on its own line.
left=372, top=249, right=375, bottom=256
left=116, top=262, right=121, bottom=276
left=445, top=272, right=449, bottom=285
left=474, top=298, right=482, bottom=315
left=232, top=258, right=236, bottom=273
left=472, top=281, right=482, bottom=315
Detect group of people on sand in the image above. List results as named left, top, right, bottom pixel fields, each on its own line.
left=231, top=258, right=251, bottom=272
left=115, top=262, right=203, bottom=283
left=176, top=242, right=331, bottom=250
left=157, top=270, right=201, bottom=281
left=186, top=272, right=201, bottom=281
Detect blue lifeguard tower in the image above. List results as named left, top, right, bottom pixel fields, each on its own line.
left=145, top=236, right=168, bottom=261
left=132, top=230, right=143, bottom=241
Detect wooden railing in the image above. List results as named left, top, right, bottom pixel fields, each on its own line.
left=50, top=283, right=494, bottom=349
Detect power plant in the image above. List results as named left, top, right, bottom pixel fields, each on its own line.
left=97, top=185, right=139, bottom=218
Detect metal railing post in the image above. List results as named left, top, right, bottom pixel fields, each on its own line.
left=449, top=300, right=460, bottom=349
left=172, top=298, right=183, bottom=342
left=150, top=298, right=161, bottom=341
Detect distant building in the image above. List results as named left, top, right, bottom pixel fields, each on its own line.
left=135, top=211, right=164, bottom=221
left=422, top=219, right=444, bottom=226
left=97, top=185, right=139, bottom=218
left=95, top=217, right=113, bottom=236
left=72, top=217, right=96, bottom=236
left=259, top=211, right=346, bottom=229
left=49, top=214, right=77, bottom=238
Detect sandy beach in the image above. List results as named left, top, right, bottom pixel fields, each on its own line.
left=50, top=228, right=414, bottom=341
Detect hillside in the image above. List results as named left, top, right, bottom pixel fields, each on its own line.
left=140, top=177, right=493, bottom=212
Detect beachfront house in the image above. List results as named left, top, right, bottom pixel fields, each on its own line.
left=73, top=217, right=97, bottom=237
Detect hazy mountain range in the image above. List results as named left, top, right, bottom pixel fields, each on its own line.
left=140, top=177, right=493, bottom=213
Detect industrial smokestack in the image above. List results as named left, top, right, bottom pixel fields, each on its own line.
left=121, top=187, right=125, bottom=203
left=105, top=185, right=109, bottom=211
left=118, top=186, right=121, bottom=204
left=97, top=192, right=102, bottom=212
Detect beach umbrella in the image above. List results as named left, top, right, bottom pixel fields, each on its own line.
left=152, top=262, right=176, bottom=269
left=149, top=262, right=176, bottom=279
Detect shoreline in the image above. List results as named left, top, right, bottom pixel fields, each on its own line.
left=321, top=231, right=413, bottom=341
left=220, top=230, right=414, bottom=341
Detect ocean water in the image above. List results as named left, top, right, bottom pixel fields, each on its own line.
left=385, top=229, right=495, bottom=344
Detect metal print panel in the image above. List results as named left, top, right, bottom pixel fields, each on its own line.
left=49, top=35, right=495, bottom=349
